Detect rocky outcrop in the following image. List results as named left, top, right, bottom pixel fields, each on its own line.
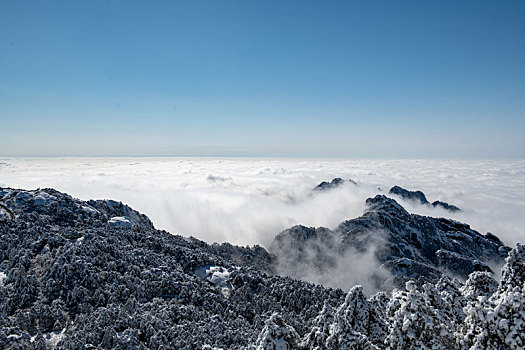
left=313, top=178, right=357, bottom=192
left=388, top=185, right=429, bottom=205
left=271, top=195, right=508, bottom=289
left=431, top=200, right=461, bottom=212
left=389, top=185, right=461, bottom=212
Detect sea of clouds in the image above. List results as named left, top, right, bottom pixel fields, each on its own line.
left=0, top=157, right=524, bottom=249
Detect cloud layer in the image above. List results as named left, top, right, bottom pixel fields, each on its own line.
left=1, top=158, right=524, bottom=248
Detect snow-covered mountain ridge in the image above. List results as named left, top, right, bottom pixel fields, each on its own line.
left=271, top=191, right=508, bottom=291
left=1, top=187, right=524, bottom=349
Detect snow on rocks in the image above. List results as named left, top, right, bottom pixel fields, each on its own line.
left=254, top=313, right=300, bottom=350
left=195, top=265, right=233, bottom=297
left=107, top=216, right=135, bottom=229
left=33, top=192, right=56, bottom=206
left=0, top=271, right=7, bottom=285
left=81, top=205, right=99, bottom=214
left=0, top=205, right=13, bottom=221
left=14, top=190, right=33, bottom=203
left=88, top=199, right=153, bottom=229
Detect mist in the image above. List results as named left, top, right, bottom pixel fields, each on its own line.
left=0, top=157, right=524, bottom=249
left=270, top=226, right=393, bottom=295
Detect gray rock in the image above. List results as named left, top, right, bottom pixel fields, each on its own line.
left=388, top=185, right=429, bottom=205
left=313, top=178, right=357, bottom=192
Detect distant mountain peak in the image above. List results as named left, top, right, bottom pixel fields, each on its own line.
left=271, top=194, right=506, bottom=290
left=389, top=185, right=461, bottom=212
left=313, top=178, right=357, bottom=192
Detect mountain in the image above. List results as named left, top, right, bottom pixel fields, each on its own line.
left=1, top=187, right=523, bottom=349
left=0, top=187, right=346, bottom=349
left=313, top=178, right=357, bottom=192
left=270, top=194, right=508, bottom=290
left=389, top=185, right=461, bottom=212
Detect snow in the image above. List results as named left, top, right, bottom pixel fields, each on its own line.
left=108, top=216, right=134, bottom=229
left=206, top=266, right=231, bottom=285
left=33, top=192, right=56, bottom=206
left=0, top=207, right=12, bottom=220
left=0, top=271, right=6, bottom=285
left=81, top=205, right=99, bottom=214
left=15, top=191, right=33, bottom=203
left=195, top=265, right=233, bottom=297
left=0, top=188, right=11, bottom=198
left=45, top=328, right=66, bottom=349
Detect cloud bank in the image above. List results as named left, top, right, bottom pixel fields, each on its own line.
left=0, top=158, right=524, bottom=248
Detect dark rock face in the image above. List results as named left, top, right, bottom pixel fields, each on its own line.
left=388, top=185, right=429, bottom=205
left=313, top=178, right=357, bottom=191
left=271, top=195, right=507, bottom=288
left=0, top=187, right=345, bottom=349
left=431, top=200, right=461, bottom=212
left=389, top=185, right=461, bottom=212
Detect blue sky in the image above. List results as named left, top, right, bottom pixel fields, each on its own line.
left=1, top=0, right=524, bottom=158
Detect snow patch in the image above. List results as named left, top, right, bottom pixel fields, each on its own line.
left=0, top=271, right=6, bottom=285
left=33, top=192, right=56, bottom=206
left=108, top=216, right=134, bottom=229
left=45, top=328, right=66, bottom=349
left=195, top=265, right=233, bottom=297
left=0, top=206, right=13, bottom=221
left=81, top=205, right=99, bottom=214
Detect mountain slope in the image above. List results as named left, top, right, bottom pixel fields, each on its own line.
left=1, top=187, right=521, bottom=349
left=0, top=187, right=345, bottom=349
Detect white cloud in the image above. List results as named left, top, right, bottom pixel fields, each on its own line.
left=0, top=157, right=524, bottom=248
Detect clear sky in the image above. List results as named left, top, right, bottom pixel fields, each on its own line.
left=1, top=0, right=524, bottom=158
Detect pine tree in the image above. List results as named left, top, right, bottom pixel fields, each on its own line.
left=490, top=244, right=525, bottom=349
left=459, top=244, right=525, bottom=349
left=325, top=285, right=377, bottom=350
left=367, top=291, right=389, bottom=347
left=301, top=301, right=335, bottom=350
left=385, top=281, right=447, bottom=350
left=254, top=313, right=301, bottom=350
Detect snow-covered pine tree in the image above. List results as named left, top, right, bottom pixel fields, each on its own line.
left=325, top=285, right=378, bottom=350
left=435, top=275, right=466, bottom=340
left=301, top=301, right=335, bottom=350
left=385, top=281, right=448, bottom=350
left=459, top=244, right=525, bottom=349
left=254, top=313, right=300, bottom=350
left=460, top=272, right=498, bottom=302
left=489, top=244, right=525, bottom=349
left=367, top=291, right=389, bottom=348
left=421, top=282, right=458, bottom=349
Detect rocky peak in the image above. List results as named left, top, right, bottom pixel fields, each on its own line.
left=389, top=185, right=461, bottom=212
left=313, top=178, right=357, bottom=192
left=270, top=194, right=507, bottom=289
left=388, top=185, right=429, bottom=205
